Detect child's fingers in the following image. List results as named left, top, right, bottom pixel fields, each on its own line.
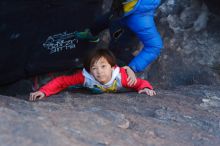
left=31, top=95, right=37, bottom=101
left=29, top=93, right=34, bottom=101
left=138, top=90, right=142, bottom=94
left=138, top=89, right=145, bottom=94
left=149, top=90, right=156, bottom=96
left=139, top=89, right=156, bottom=96
left=38, top=95, right=45, bottom=100
left=139, top=89, right=149, bottom=94
left=29, top=93, right=40, bottom=101
left=146, top=90, right=151, bottom=96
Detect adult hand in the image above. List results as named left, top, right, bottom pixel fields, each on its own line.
left=138, top=88, right=156, bottom=96
left=29, top=91, right=45, bottom=101
left=123, top=66, right=137, bottom=86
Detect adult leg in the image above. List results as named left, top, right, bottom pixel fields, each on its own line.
left=124, top=12, right=163, bottom=72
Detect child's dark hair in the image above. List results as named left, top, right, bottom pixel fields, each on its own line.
left=84, top=49, right=116, bottom=72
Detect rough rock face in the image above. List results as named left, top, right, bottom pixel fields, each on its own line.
left=0, top=85, right=220, bottom=146
left=148, top=0, right=220, bottom=88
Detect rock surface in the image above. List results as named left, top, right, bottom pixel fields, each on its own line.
left=148, top=0, right=220, bottom=88
left=1, top=85, right=220, bottom=146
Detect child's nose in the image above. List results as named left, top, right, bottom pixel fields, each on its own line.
left=97, top=68, right=103, bottom=74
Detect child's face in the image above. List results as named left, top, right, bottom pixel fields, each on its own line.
left=90, top=57, right=113, bottom=84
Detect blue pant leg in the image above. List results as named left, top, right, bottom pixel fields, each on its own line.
left=124, top=12, right=163, bottom=72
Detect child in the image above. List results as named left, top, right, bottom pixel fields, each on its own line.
left=29, top=49, right=156, bottom=101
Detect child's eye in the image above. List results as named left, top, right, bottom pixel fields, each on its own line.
left=92, top=67, right=96, bottom=70
left=102, top=65, right=106, bottom=68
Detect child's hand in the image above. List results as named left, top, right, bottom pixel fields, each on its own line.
left=138, top=88, right=156, bottom=96
left=29, top=91, right=45, bottom=101
left=123, top=66, right=137, bottom=86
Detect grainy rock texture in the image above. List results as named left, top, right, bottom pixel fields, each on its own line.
left=148, top=0, right=220, bottom=88
left=0, top=85, right=220, bottom=146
